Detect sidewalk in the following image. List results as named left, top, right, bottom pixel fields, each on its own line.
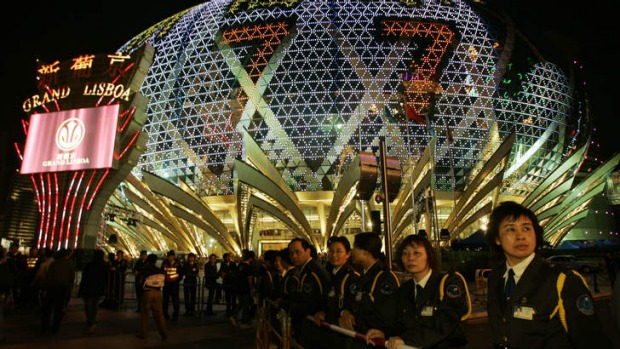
left=0, top=300, right=256, bottom=349
left=0, top=271, right=613, bottom=348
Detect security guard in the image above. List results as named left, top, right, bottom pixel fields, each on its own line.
left=340, top=232, right=400, bottom=348
left=287, top=238, right=332, bottom=349
left=485, top=201, right=611, bottom=349
left=313, top=236, right=360, bottom=347
left=366, top=234, right=471, bottom=348
left=161, top=250, right=182, bottom=320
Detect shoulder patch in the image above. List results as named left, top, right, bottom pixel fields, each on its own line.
left=576, top=294, right=595, bottom=316
left=446, top=284, right=462, bottom=298
left=349, top=283, right=358, bottom=295
left=379, top=282, right=395, bottom=295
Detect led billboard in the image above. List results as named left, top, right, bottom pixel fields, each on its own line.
left=20, top=104, right=119, bottom=174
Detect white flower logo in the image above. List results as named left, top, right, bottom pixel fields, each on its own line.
left=56, top=118, right=85, bottom=151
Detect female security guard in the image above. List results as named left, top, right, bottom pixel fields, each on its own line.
left=485, top=201, right=611, bottom=349
left=365, top=234, right=471, bottom=348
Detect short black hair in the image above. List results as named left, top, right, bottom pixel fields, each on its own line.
left=354, top=232, right=383, bottom=259
left=147, top=253, right=158, bottom=264
left=327, top=235, right=351, bottom=252
left=486, top=201, right=544, bottom=258
left=396, top=234, right=437, bottom=271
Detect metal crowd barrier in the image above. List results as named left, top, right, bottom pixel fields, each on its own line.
left=255, top=298, right=293, bottom=349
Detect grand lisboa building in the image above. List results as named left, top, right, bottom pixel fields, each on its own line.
left=73, top=0, right=618, bottom=257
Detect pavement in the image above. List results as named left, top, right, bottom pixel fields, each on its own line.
left=0, top=272, right=615, bottom=349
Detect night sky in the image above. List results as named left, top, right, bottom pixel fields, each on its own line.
left=1, top=0, right=616, bottom=187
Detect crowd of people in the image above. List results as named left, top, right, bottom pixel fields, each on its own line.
left=0, top=201, right=618, bottom=348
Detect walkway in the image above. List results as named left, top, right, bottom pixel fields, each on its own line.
left=0, top=272, right=614, bottom=348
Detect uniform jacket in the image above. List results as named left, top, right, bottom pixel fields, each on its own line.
left=343, top=260, right=400, bottom=333
left=382, top=271, right=470, bottom=348
left=289, top=258, right=332, bottom=323
left=204, top=261, right=219, bottom=287
left=181, top=261, right=199, bottom=285
left=487, top=255, right=612, bottom=349
left=324, top=262, right=360, bottom=323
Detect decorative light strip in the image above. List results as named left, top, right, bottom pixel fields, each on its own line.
left=114, top=131, right=141, bottom=160
left=74, top=171, right=98, bottom=249
left=66, top=171, right=86, bottom=248
left=87, top=168, right=110, bottom=210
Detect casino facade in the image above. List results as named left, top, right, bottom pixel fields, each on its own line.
left=11, top=0, right=620, bottom=256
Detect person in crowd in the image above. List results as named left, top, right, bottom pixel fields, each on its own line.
left=161, top=250, right=182, bottom=321
left=313, top=235, right=360, bottom=348
left=6, top=245, right=22, bottom=307
left=273, top=247, right=300, bottom=311
left=287, top=237, right=332, bottom=349
left=365, top=234, right=471, bottom=348
left=101, top=250, right=128, bottom=309
left=256, top=249, right=281, bottom=306
left=78, top=249, right=107, bottom=334
left=30, top=248, right=54, bottom=306
left=339, top=232, right=401, bottom=349
left=0, top=248, right=14, bottom=306
left=181, top=252, right=199, bottom=316
left=219, top=252, right=237, bottom=317
left=19, top=246, right=40, bottom=308
left=40, top=248, right=75, bottom=334
left=136, top=253, right=167, bottom=341
left=133, top=250, right=148, bottom=313
left=203, top=253, right=219, bottom=315
left=485, top=201, right=611, bottom=349
left=229, top=249, right=256, bottom=329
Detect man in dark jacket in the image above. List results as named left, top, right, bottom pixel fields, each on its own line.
left=218, top=252, right=237, bottom=317
left=287, top=238, right=332, bottom=349
left=41, top=248, right=75, bottom=334
left=203, top=254, right=219, bottom=315
left=78, top=249, right=107, bottom=333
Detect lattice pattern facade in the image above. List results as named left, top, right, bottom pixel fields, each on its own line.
left=121, top=0, right=582, bottom=203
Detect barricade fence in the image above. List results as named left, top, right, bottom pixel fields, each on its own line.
left=72, top=271, right=231, bottom=315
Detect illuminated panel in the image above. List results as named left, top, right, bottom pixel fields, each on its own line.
left=21, top=104, right=120, bottom=174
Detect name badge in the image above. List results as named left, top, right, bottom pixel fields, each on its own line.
left=421, top=306, right=434, bottom=317
left=513, top=306, right=536, bottom=320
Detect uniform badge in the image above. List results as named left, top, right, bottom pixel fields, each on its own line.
left=446, top=284, right=461, bottom=298
left=349, top=283, right=358, bottom=295
left=303, top=282, right=313, bottom=293
left=379, top=282, right=394, bottom=295
left=576, top=294, right=594, bottom=316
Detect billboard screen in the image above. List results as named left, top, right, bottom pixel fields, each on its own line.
left=20, top=104, right=119, bottom=174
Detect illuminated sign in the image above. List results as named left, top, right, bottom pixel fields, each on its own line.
left=20, top=104, right=120, bottom=174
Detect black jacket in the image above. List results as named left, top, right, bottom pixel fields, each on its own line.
left=487, top=255, right=612, bottom=349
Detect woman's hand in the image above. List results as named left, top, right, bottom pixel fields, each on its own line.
left=385, top=336, right=405, bottom=349
left=313, top=311, right=326, bottom=326
left=338, top=310, right=356, bottom=330
left=365, top=328, right=385, bottom=346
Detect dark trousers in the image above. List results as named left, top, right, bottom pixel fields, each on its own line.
left=231, top=293, right=253, bottom=324
left=206, top=285, right=217, bottom=314
left=223, top=284, right=236, bottom=316
left=83, top=296, right=100, bottom=326
left=183, top=281, right=197, bottom=313
left=41, top=286, right=71, bottom=333
left=162, top=283, right=180, bottom=319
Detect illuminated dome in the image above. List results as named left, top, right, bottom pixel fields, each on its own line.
left=104, top=0, right=616, bottom=256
